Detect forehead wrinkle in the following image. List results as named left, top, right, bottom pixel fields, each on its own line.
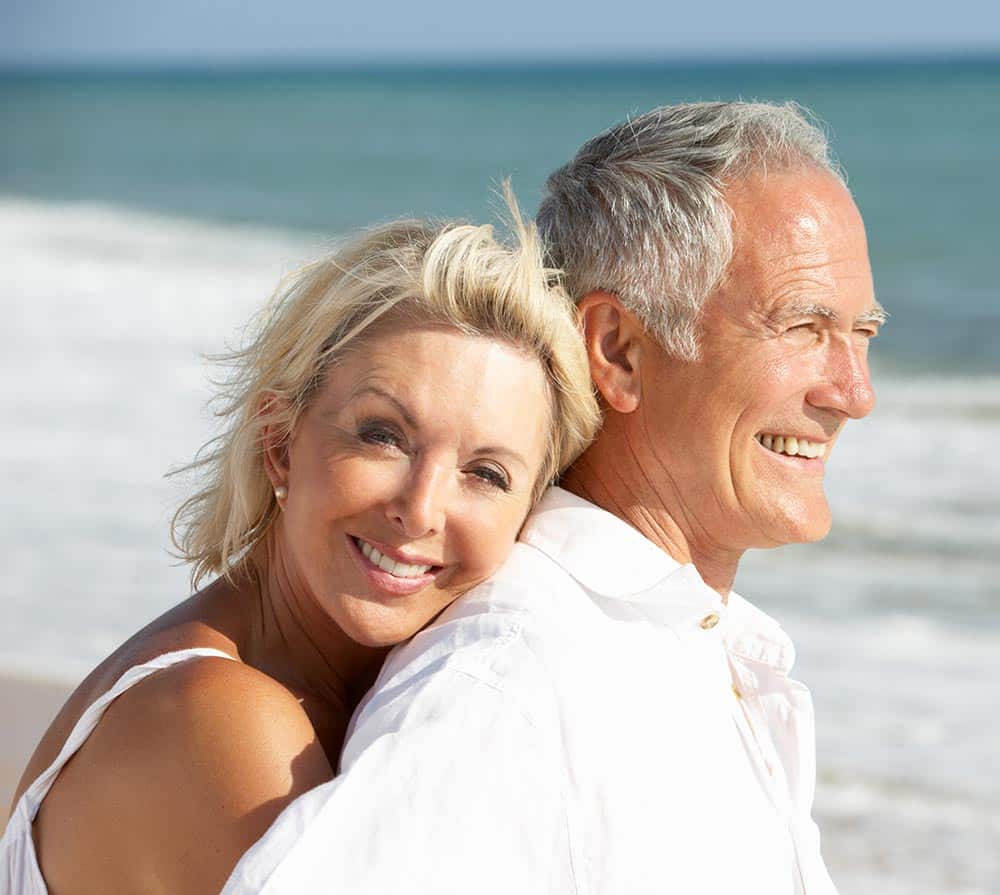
left=749, top=242, right=872, bottom=312
left=753, top=269, right=840, bottom=320
left=745, top=239, right=838, bottom=291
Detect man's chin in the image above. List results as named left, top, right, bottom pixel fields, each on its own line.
left=781, top=510, right=832, bottom=545
left=754, top=500, right=832, bottom=547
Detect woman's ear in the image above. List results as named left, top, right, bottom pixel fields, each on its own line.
left=258, top=393, right=293, bottom=493
left=576, top=291, right=644, bottom=414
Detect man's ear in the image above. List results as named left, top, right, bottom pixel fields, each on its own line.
left=577, top=291, right=643, bottom=414
left=258, top=393, right=293, bottom=491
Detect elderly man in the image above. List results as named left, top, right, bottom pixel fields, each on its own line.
left=224, top=101, right=882, bottom=894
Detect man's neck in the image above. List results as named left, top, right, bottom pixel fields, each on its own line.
left=561, top=436, right=742, bottom=599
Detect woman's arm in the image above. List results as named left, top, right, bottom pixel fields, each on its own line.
left=33, top=657, right=332, bottom=895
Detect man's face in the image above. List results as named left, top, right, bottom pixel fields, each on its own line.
left=637, top=169, right=882, bottom=551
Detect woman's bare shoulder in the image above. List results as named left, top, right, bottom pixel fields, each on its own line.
left=9, top=588, right=239, bottom=813
left=34, top=654, right=333, bottom=895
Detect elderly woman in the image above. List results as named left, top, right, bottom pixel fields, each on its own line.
left=3, top=198, right=600, bottom=894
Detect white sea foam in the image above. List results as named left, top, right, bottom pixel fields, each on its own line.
left=825, top=378, right=1000, bottom=554
left=2, top=198, right=324, bottom=679
left=3, top=198, right=997, bottom=895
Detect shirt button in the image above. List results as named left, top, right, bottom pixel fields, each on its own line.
left=699, top=612, right=720, bottom=630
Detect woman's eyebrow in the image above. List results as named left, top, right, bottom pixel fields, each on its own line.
left=348, top=384, right=417, bottom=427
left=336, top=384, right=531, bottom=471
left=472, top=445, right=530, bottom=472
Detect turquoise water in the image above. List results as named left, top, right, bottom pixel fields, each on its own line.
left=3, top=58, right=999, bottom=371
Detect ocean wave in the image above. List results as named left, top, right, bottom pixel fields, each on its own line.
left=816, top=770, right=999, bottom=895
left=2, top=196, right=324, bottom=344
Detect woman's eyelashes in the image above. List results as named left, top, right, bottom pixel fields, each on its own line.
left=356, top=419, right=407, bottom=451
left=467, top=463, right=512, bottom=492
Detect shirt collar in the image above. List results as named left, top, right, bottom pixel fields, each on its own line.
left=520, top=487, right=795, bottom=671
left=724, top=591, right=796, bottom=673
left=520, top=486, right=685, bottom=597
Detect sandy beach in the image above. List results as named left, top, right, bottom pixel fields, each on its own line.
left=1, top=672, right=74, bottom=825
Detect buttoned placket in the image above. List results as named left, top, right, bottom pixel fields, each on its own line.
left=724, top=633, right=812, bottom=894
left=690, top=601, right=785, bottom=793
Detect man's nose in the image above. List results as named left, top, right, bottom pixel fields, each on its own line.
left=386, top=459, right=450, bottom=539
left=806, top=337, right=876, bottom=420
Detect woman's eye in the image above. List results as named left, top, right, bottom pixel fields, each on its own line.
left=469, top=465, right=511, bottom=492
left=357, top=422, right=404, bottom=450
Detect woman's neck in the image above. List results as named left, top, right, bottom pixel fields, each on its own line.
left=233, top=548, right=390, bottom=760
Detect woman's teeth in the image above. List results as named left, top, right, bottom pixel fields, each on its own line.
left=756, top=433, right=827, bottom=459
left=357, top=538, right=433, bottom=578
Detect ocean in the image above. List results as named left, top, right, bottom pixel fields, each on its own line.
left=2, top=58, right=998, bottom=893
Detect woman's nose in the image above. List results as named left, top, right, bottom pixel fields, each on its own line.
left=385, top=460, right=450, bottom=538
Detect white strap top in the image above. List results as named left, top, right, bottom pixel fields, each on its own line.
left=1, top=648, right=235, bottom=895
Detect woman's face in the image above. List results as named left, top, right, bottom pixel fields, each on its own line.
left=271, top=323, right=552, bottom=646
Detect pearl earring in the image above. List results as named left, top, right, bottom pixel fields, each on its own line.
left=274, top=485, right=288, bottom=501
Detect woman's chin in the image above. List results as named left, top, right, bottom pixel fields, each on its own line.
left=334, top=599, right=444, bottom=649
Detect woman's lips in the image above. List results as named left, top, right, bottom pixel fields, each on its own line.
left=346, top=535, right=441, bottom=597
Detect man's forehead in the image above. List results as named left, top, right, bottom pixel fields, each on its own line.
left=728, top=168, right=863, bottom=249
left=722, top=169, right=876, bottom=318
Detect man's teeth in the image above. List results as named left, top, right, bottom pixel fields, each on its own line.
left=756, top=433, right=827, bottom=459
left=357, top=539, right=433, bottom=578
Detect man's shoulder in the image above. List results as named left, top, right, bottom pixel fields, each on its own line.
left=346, top=542, right=595, bottom=740
left=467, top=538, right=588, bottom=616
left=398, top=540, right=592, bottom=670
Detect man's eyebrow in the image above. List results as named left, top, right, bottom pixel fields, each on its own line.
left=786, top=302, right=839, bottom=321
left=854, top=304, right=889, bottom=327
left=778, top=301, right=889, bottom=326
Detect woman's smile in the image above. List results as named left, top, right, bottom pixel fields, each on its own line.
left=346, top=534, right=443, bottom=597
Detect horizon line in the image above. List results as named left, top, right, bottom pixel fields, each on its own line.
left=1, top=46, right=999, bottom=75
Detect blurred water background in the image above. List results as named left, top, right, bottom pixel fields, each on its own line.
left=2, top=58, right=998, bottom=894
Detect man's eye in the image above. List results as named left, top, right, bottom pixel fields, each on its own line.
left=783, top=322, right=818, bottom=341
left=469, top=465, right=511, bottom=492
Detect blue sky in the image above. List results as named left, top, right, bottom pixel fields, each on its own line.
left=2, top=0, right=998, bottom=64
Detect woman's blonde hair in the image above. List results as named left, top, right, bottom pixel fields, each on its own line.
left=171, top=187, right=600, bottom=587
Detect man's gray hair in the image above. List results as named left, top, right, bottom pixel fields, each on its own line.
left=537, top=101, right=842, bottom=360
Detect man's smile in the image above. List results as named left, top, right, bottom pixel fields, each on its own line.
left=754, top=432, right=828, bottom=460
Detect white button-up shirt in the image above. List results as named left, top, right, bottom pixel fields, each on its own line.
left=223, top=487, right=838, bottom=895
